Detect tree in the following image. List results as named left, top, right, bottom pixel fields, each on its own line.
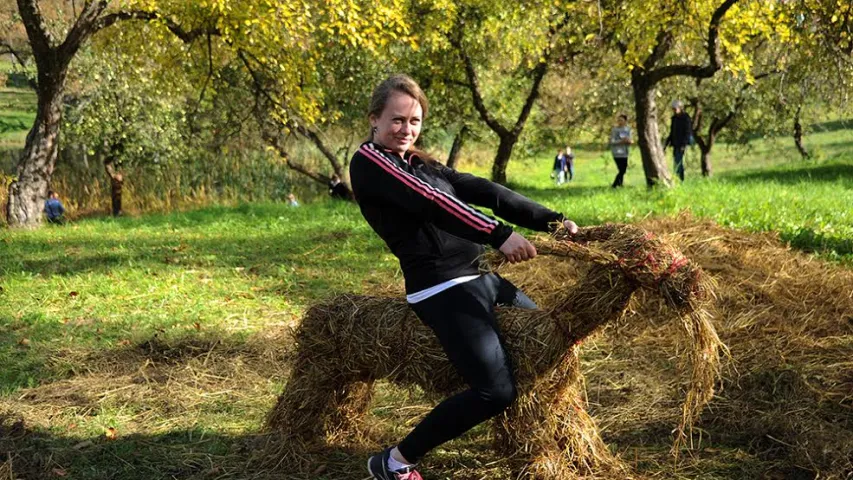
left=686, top=2, right=853, bottom=171
left=406, top=1, right=587, bottom=184
left=236, top=28, right=403, bottom=200
left=5, top=0, right=217, bottom=227
left=6, top=0, right=415, bottom=225
left=61, top=32, right=191, bottom=216
left=590, top=0, right=785, bottom=186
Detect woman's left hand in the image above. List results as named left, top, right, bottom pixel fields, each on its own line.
left=562, top=219, right=579, bottom=235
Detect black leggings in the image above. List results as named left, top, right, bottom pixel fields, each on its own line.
left=612, top=156, right=628, bottom=187
left=398, top=273, right=537, bottom=463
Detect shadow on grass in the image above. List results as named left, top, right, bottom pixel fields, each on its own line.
left=782, top=227, right=853, bottom=256
left=1, top=330, right=840, bottom=480
left=720, top=162, right=853, bottom=186
left=810, top=118, right=853, bottom=133
left=0, top=333, right=483, bottom=480
left=0, top=419, right=376, bottom=480
left=506, top=182, right=624, bottom=202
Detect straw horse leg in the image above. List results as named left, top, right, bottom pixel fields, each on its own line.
left=486, top=262, right=637, bottom=478
left=326, top=378, right=376, bottom=443
left=492, top=353, right=620, bottom=479
left=265, top=358, right=346, bottom=443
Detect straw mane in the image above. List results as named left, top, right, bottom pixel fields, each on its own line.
left=267, top=224, right=723, bottom=478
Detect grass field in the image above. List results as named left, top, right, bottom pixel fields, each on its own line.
left=1, top=81, right=852, bottom=478
left=2, top=148, right=852, bottom=478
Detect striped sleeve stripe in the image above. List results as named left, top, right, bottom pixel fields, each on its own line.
left=363, top=144, right=498, bottom=232
left=359, top=144, right=495, bottom=233
left=359, top=144, right=497, bottom=233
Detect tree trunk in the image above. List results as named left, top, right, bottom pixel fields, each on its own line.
left=491, top=134, right=518, bottom=185
left=6, top=68, right=66, bottom=227
left=446, top=125, right=468, bottom=169
left=794, top=107, right=810, bottom=160
left=631, top=77, right=672, bottom=187
left=700, top=130, right=714, bottom=177
left=110, top=174, right=123, bottom=216
left=700, top=147, right=712, bottom=177
left=260, top=128, right=355, bottom=202
left=104, top=152, right=123, bottom=216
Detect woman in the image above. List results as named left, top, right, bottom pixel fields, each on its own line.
left=609, top=114, right=632, bottom=188
left=349, top=74, right=579, bottom=480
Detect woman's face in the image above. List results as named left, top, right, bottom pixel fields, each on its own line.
left=370, top=91, right=423, bottom=156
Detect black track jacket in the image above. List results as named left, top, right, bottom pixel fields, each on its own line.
left=350, top=141, right=565, bottom=294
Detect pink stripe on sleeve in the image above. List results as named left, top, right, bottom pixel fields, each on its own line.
left=358, top=145, right=496, bottom=233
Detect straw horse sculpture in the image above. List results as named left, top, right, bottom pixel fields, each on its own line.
left=268, top=224, right=722, bottom=478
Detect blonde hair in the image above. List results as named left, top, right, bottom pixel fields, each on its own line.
left=367, top=74, right=429, bottom=141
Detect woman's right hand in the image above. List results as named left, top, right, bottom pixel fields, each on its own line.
left=499, top=232, right=537, bottom=264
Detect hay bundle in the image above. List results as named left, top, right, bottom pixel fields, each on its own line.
left=502, top=215, right=852, bottom=477
left=634, top=216, right=853, bottom=476
left=267, top=223, right=722, bottom=478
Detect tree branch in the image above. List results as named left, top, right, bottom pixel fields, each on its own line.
left=645, top=0, right=739, bottom=85
left=59, top=0, right=109, bottom=60
left=448, top=31, right=510, bottom=138
left=643, top=30, right=674, bottom=71
left=0, top=41, right=30, bottom=68
left=16, top=0, right=55, bottom=56
left=511, top=12, right=570, bottom=135
left=187, top=32, right=215, bottom=124
left=260, top=128, right=328, bottom=184
left=240, top=49, right=346, bottom=180
left=92, top=10, right=220, bottom=43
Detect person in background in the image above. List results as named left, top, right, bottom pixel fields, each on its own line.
left=44, top=190, right=66, bottom=224
left=287, top=193, right=300, bottom=207
left=552, top=149, right=568, bottom=185
left=609, top=114, right=633, bottom=188
left=564, top=146, right=575, bottom=182
left=328, top=173, right=351, bottom=200
left=664, top=100, right=693, bottom=182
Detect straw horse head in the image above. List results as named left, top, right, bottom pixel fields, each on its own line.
left=267, top=224, right=722, bottom=478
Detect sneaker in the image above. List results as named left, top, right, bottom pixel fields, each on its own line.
left=366, top=447, right=423, bottom=480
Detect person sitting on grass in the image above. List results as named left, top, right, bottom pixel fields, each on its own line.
left=287, top=193, right=300, bottom=207
left=44, top=190, right=66, bottom=224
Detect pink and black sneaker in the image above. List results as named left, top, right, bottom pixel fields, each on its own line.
left=366, top=447, right=423, bottom=480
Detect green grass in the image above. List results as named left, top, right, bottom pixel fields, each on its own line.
left=1, top=122, right=852, bottom=478
left=0, top=86, right=36, bottom=159
left=0, top=57, right=36, bottom=161
left=0, top=202, right=397, bottom=391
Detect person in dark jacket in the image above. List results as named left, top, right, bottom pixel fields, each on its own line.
left=664, top=100, right=693, bottom=182
left=44, top=190, right=66, bottom=224
left=351, top=74, right=579, bottom=480
left=564, top=146, right=575, bottom=181
left=551, top=148, right=567, bottom=185
left=328, top=173, right=352, bottom=200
